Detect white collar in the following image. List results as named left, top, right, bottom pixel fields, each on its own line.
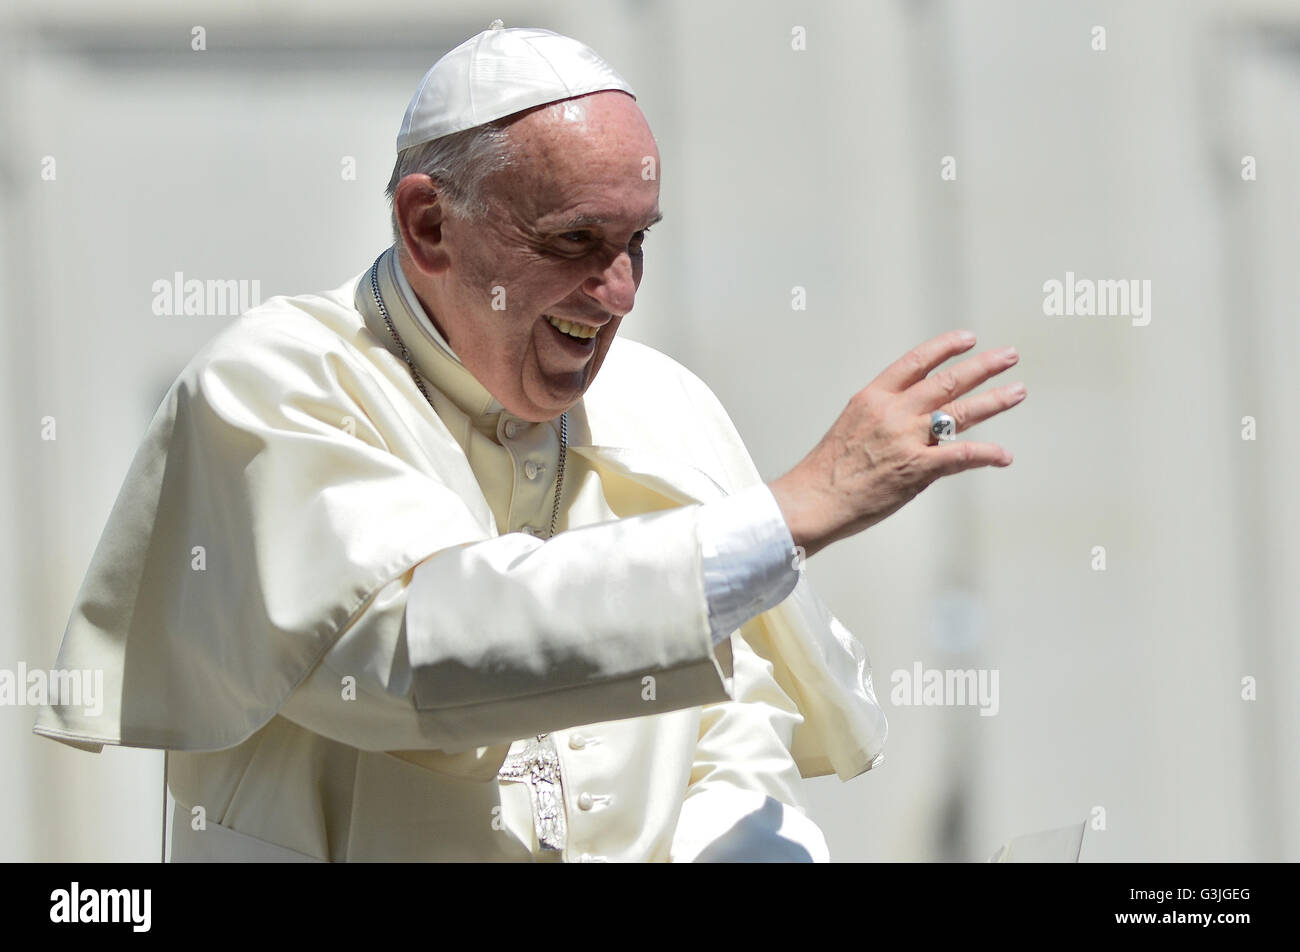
left=391, top=249, right=461, bottom=364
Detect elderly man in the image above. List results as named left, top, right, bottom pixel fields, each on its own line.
left=33, top=25, right=1024, bottom=862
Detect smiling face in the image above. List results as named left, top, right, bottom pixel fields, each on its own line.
left=394, top=90, right=661, bottom=422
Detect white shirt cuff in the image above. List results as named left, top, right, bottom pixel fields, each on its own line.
left=697, top=484, right=800, bottom=647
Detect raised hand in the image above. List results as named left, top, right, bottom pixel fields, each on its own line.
left=768, top=330, right=1027, bottom=559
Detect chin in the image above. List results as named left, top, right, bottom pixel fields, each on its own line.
left=520, top=375, right=595, bottom=421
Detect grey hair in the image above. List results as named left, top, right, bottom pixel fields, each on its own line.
left=385, top=122, right=517, bottom=244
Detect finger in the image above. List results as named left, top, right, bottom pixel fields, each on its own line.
left=872, top=330, right=977, bottom=393
left=922, top=440, right=1014, bottom=479
left=903, top=345, right=1019, bottom=413
left=935, top=381, right=1027, bottom=433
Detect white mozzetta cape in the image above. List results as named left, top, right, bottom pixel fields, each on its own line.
left=33, top=265, right=887, bottom=784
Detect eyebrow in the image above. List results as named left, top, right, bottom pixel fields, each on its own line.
left=547, top=211, right=664, bottom=231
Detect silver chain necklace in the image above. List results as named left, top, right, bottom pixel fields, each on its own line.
left=370, top=256, right=572, bottom=851
left=366, top=251, right=569, bottom=847
left=369, top=256, right=567, bottom=540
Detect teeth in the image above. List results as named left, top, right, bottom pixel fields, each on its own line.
left=546, top=315, right=598, bottom=340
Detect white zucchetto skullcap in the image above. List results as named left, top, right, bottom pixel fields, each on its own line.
left=396, top=21, right=636, bottom=153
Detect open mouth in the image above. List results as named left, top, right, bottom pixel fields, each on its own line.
left=545, top=315, right=599, bottom=340
left=543, top=314, right=601, bottom=356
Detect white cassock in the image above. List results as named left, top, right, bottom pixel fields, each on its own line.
left=33, top=246, right=888, bottom=862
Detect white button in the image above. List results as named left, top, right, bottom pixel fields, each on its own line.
left=524, top=460, right=542, bottom=480
left=568, top=734, right=587, bottom=750
left=503, top=420, right=524, bottom=439
left=577, top=792, right=594, bottom=811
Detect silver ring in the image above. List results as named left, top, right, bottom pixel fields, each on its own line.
left=930, top=410, right=957, bottom=444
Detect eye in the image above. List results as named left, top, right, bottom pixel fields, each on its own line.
left=629, top=228, right=651, bottom=255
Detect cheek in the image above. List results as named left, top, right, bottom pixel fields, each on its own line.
left=451, top=230, right=533, bottom=301
left=448, top=233, right=494, bottom=288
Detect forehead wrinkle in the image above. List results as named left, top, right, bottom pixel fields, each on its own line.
left=490, top=98, right=660, bottom=232
left=540, top=209, right=664, bottom=231
left=507, top=119, right=656, bottom=190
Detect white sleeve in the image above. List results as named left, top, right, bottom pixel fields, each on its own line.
left=668, top=615, right=830, bottom=863
left=669, top=790, right=830, bottom=862
left=279, top=488, right=800, bottom=755
left=279, top=504, right=729, bottom=752
left=697, top=483, right=801, bottom=646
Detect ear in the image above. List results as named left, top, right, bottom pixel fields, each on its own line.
left=395, top=174, right=450, bottom=276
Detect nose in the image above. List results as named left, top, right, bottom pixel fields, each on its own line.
left=583, top=250, right=637, bottom=317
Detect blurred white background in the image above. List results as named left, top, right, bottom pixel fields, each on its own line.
left=2, top=0, right=1296, bottom=861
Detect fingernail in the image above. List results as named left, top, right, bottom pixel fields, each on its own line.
left=1000, top=346, right=1018, bottom=361
left=1009, top=383, right=1027, bottom=399
left=1002, top=451, right=1014, bottom=464
left=959, top=330, right=976, bottom=344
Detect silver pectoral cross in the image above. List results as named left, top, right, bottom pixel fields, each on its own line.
left=497, top=733, right=567, bottom=852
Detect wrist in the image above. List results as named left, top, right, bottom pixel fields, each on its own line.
left=767, top=473, right=828, bottom=560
